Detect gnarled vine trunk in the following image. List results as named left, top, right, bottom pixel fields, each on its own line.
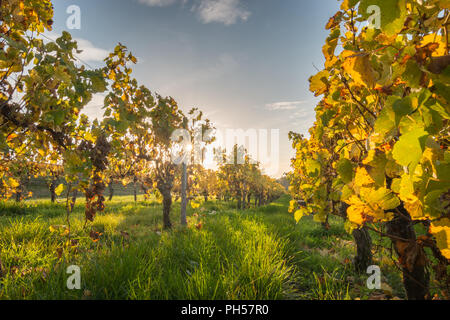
left=162, top=191, right=172, bottom=230
left=157, top=172, right=174, bottom=230
left=237, top=190, right=242, bottom=209
left=108, top=182, right=114, bottom=201
left=386, top=208, right=429, bottom=300
left=15, top=190, right=22, bottom=202
left=340, top=203, right=373, bottom=273
left=71, top=189, right=78, bottom=212
left=352, top=227, right=373, bottom=273
left=49, top=178, right=57, bottom=203
left=180, top=162, right=187, bottom=226
left=133, top=176, right=138, bottom=202
left=241, top=191, right=247, bottom=209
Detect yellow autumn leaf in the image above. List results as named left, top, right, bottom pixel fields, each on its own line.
left=6, top=133, right=18, bottom=142
left=309, top=70, right=330, bottom=96
left=191, top=201, right=201, bottom=209
left=345, top=195, right=366, bottom=225
left=288, top=199, right=297, bottom=213
left=421, top=34, right=446, bottom=57
left=430, top=218, right=450, bottom=259
left=397, top=175, right=429, bottom=220
left=8, top=177, right=20, bottom=188
left=55, top=184, right=64, bottom=196
left=440, top=0, right=450, bottom=9
left=349, top=124, right=368, bottom=141
left=294, top=208, right=308, bottom=223
left=403, top=195, right=426, bottom=220
left=84, top=131, right=96, bottom=143
left=354, top=167, right=375, bottom=188
left=346, top=190, right=395, bottom=224
left=342, top=50, right=377, bottom=88
left=341, top=0, right=358, bottom=10
left=361, top=187, right=399, bottom=213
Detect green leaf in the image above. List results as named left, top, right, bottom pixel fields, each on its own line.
left=359, top=0, right=407, bottom=36
left=421, top=105, right=443, bottom=134
left=54, top=66, right=71, bottom=83
left=337, top=158, right=353, bottom=183
left=306, top=159, right=321, bottom=178
left=434, top=81, right=450, bottom=102
left=391, top=178, right=401, bottom=193
left=399, top=174, right=414, bottom=199
left=91, top=75, right=107, bottom=92
left=320, top=109, right=336, bottom=127
left=392, top=128, right=429, bottom=171
left=402, top=60, right=422, bottom=87
left=393, top=97, right=413, bottom=124
left=430, top=103, right=450, bottom=120
left=49, top=110, right=66, bottom=126
left=399, top=109, right=424, bottom=134
left=341, top=184, right=353, bottom=201
left=374, top=104, right=396, bottom=137
left=0, top=133, right=8, bottom=152
left=363, top=150, right=387, bottom=187
left=366, top=187, right=400, bottom=211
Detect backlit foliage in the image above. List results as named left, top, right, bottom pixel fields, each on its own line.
left=289, top=0, right=449, bottom=297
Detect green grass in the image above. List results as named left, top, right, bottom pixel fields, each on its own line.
left=0, top=194, right=409, bottom=300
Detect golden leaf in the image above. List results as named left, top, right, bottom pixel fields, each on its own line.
left=421, top=34, right=446, bottom=57
left=430, top=218, right=450, bottom=259
left=342, top=51, right=377, bottom=88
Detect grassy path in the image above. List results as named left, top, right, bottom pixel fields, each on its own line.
left=0, top=195, right=402, bottom=300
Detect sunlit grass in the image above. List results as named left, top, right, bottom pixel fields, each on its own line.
left=0, top=194, right=408, bottom=300
left=0, top=195, right=295, bottom=299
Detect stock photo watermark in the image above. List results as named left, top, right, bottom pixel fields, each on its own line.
left=367, top=5, right=381, bottom=30
left=366, top=265, right=381, bottom=290
left=66, top=265, right=81, bottom=290
left=66, top=5, right=81, bottom=30
left=171, top=127, right=280, bottom=176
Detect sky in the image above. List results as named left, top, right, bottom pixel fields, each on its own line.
left=48, top=0, right=342, bottom=178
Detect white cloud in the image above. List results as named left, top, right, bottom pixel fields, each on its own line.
left=137, top=0, right=250, bottom=25
left=195, top=0, right=250, bottom=25
left=74, top=38, right=109, bottom=63
left=82, top=93, right=106, bottom=121
left=265, top=100, right=309, bottom=111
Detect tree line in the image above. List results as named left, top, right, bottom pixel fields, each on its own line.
left=0, top=1, right=285, bottom=233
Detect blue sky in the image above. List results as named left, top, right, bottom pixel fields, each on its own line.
left=49, top=0, right=341, bottom=177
